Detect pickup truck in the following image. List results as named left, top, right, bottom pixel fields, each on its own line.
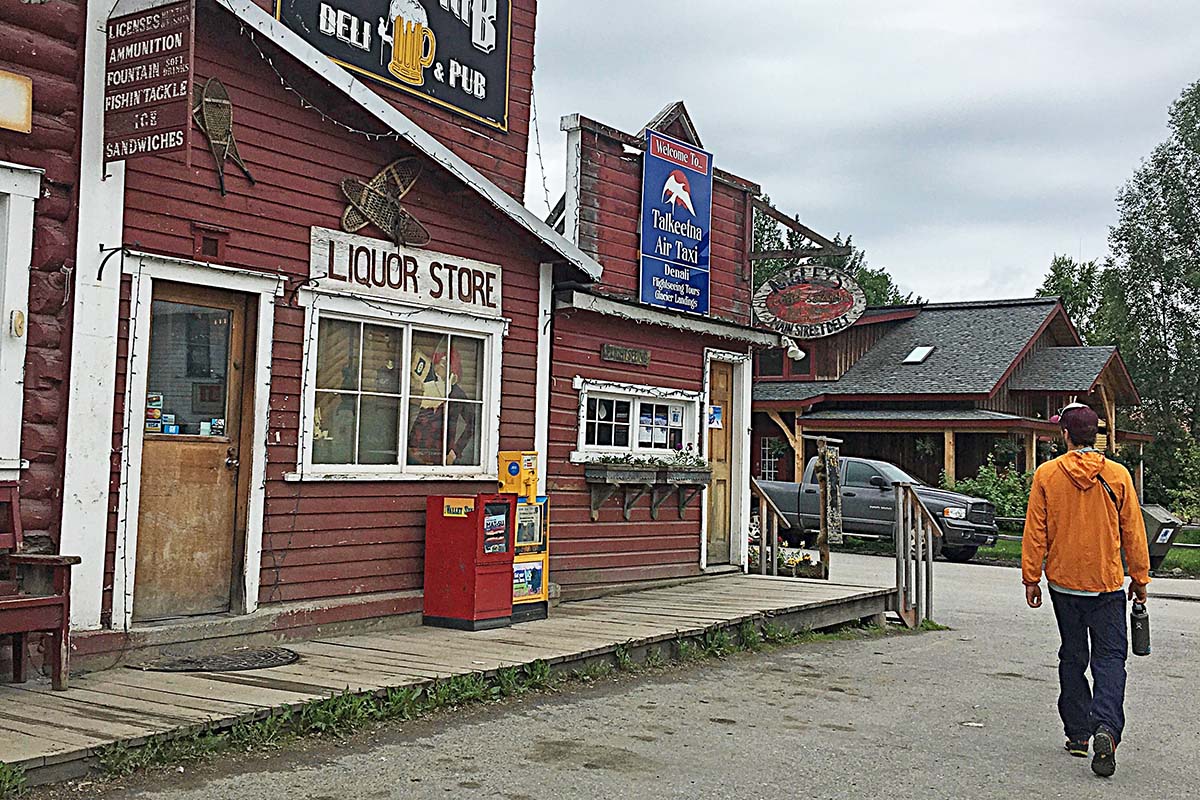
left=757, top=455, right=998, bottom=562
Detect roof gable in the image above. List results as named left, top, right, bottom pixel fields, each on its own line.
left=640, top=101, right=703, bottom=146
left=223, top=0, right=602, bottom=281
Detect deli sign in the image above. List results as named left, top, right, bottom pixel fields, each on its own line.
left=104, top=0, right=194, bottom=163
left=277, top=0, right=513, bottom=132
left=310, top=227, right=502, bottom=317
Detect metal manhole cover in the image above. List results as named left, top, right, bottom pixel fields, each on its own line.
left=133, top=647, right=300, bottom=673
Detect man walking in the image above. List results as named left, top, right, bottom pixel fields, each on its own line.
left=1022, top=403, right=1150, bottom=778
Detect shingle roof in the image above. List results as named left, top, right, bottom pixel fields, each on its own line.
left=800, top=409, right=1028, bottom=422
left=1009, top=346, right=1116, bottom=392
left=753, top=298, right=1061, bottom=402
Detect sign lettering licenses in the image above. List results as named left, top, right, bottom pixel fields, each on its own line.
left=752, top=265, right=867, bottom=339
left=309, top=226, right=503, bottom=317
left=103, top=0, right=194, bottom=163
left=639, top=130, right=713, bottom=316
left=277, top=0, right=513, bottom=132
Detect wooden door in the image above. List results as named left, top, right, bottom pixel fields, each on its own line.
left=706, top=361, right=734, bottom=565
left=133, top=283, right=253, bottom=621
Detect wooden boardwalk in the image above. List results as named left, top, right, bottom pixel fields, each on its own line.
left=0, top=575, right=891, bottom=780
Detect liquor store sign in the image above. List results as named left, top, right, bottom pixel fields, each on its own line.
left=104, top=0, right=194, bottom=163
left=309, top=226, right=503, bottom=318
left=277, top=0, right=513, bottom=132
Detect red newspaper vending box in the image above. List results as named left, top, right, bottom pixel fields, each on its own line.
left=424, top=494, right=516, bottom=630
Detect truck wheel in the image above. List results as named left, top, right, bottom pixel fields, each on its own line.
left=941, top=546, right=978, bottom=563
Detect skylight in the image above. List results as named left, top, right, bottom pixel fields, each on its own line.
left=903, top=346, right=935, bottom=365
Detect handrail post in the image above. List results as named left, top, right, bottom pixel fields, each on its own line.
left=914, top=509, right=924, bottom=627
left=925, top=519, right=935, bottom=622
left=770, top=512, right=779, bottom=577
left=893, top=482, right=904, bottom=615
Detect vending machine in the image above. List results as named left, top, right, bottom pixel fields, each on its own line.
left=499, top=452, right=550, bottom=622
left=423, top=494, right=516, bottom=630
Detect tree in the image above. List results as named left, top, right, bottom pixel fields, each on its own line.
left=1037, top=78, right=1200, bottom=511
left=751, top=198, right=917, bottom=306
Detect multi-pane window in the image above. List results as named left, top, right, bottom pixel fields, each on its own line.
left=311, top=317, right=485, bottom=469
left=581, top=391, right=692, bottom=453
left=585, top=397, right=631, bottom=447
left=637, top=402, right=685, bottom=450
left=760, top=436, right=780, bottom=481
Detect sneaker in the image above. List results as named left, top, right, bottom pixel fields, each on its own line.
left=1092, top=727, right=1116, bottom=777
left=1065, top=737, right=1089, bottom=758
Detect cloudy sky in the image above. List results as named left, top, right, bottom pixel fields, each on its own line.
left=523, top=1, right=1200, bottom=301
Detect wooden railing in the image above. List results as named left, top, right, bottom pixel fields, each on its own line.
left=751, top=477, right=792, bottom=577
left=893, top=482, right=937, bottom=628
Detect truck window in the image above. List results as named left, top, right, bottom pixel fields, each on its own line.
left=802, top=457, right=818, bottom=484
left=845, top=460, right=883, bottom=488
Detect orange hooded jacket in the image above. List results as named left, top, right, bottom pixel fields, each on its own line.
left=1022, top=450, right=1151, bottom=592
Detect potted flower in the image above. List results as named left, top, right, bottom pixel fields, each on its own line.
left=661, top=444, right=712, bottom=485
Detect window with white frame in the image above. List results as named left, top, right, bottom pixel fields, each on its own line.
left=0, top=163, right=40, bottom=481
left=760, top=436, right=780, bottom=481
left=573, top=378, right=701, bottom=459
left=304, top=305, right=497, bottom=476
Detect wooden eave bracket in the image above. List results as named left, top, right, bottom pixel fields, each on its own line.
left=750, top=198, right=852, bottom=261
left=766, top=410, right=798, bottom=449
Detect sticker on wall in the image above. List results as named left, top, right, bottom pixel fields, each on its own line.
left=340, top=158, right=432, bottom=248
left=146, top=393, right=164, bottom=409
left=193, top=77, right=256, bottom=197
left=708, top=404, right=723, bottom=429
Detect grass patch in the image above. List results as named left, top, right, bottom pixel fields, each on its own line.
left=919, top=619, right=952, bottom=632
left=0, top=763, right=25, bottom=800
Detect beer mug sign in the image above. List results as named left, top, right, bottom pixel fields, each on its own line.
left=382, top=0, right=437, bottom=87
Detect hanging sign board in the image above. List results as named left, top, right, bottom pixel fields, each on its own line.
left=752, top=265, right=867, bottom=339
left=276, top=0, right=513, bottom=132
left=309, top=226, right=503, bottom=317
left=639, top=130, right=713, bottom=316
left=104, top=0, right=194, bottom=163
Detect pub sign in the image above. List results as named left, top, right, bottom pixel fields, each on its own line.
left=639, top=130, right=713, bottom=316
left=277, top=0, right=512, bottom=132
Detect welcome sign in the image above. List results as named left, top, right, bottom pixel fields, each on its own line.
left=277, top=0, right=513, bottom=131
left=639, top=130, right=713, bottom=316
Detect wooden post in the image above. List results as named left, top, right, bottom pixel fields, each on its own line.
left=943, top=431, right=956, bottom=486
left=1099, top=384, right=1117, bottom=455
left=1136, top=443, right=1145, bottom=501
left=816, top=437, right=829, bottom=580
left=793, top=416, right=804, bottom=481
left=1025, top=432, right=1037, bottom=473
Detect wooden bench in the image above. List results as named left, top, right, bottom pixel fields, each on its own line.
left=0, top=482, right=80, bottom=690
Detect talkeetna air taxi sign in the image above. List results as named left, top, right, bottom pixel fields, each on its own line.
left=639, top=131, right=714, bottom=315
left=277, top=0, right=512, bottom=131
left=753, top=265, right=867, bottom=339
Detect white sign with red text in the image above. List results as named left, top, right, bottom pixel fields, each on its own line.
left=309, top=226, right=502, bottom=317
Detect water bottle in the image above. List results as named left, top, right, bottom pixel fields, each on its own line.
left=1131, top=602, right=1151, bottom=656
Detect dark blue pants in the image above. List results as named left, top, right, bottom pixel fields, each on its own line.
left=1049, top=588, right=1128, bottom=744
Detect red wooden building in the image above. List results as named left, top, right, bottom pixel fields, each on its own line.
left=544, top=104, right=794, bottom=595
left=3, top=0, right=627, bottom=666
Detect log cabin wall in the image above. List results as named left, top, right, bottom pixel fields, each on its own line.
left=103, top=12, right=551, bottom=620
left=572, top=117, right=757, bottom=326
left=0, top=1, right=85, bottom=552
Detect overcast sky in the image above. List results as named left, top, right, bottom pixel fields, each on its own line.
left=523, top=1, right=1200, bottom=301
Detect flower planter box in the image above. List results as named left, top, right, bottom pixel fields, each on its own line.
left=583, top=463, right=711, bottom=521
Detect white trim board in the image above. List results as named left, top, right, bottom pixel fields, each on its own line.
left=701, top=348, right=752, bottom=572
left=112, top=253, right=280, bottom=630
left=216, top=0, right=602, bottom=282
left=0, top=162, right=41, bottom=482
left=59, top=0, right=128, bottom=630
left=556, top=290, right=781, bottom=347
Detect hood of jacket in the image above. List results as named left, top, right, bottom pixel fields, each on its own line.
left=1056, top=449, right=1107, bottom=490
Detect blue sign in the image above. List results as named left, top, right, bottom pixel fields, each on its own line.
left=639, top=130, right=713, bottom=315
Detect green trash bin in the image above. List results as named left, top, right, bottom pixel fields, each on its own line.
left=1141, top=505, right=1182, bottom=572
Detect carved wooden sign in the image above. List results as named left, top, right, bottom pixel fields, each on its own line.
left=600, top=344, right=650, bottom=367
left=752, top=265, right=866, bottom=339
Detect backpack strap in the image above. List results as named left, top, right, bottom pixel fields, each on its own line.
left=1096, top=474, right=1122, bottom=511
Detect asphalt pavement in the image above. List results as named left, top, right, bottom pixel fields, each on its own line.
left=52, top=555, right=1198, bottom=800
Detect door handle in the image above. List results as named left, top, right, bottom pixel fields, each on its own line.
left=225, top=447, right=240, bottom=471
left=803, top=488, right=817, bottom=494
left=842, top=491, right=857, bottom=497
